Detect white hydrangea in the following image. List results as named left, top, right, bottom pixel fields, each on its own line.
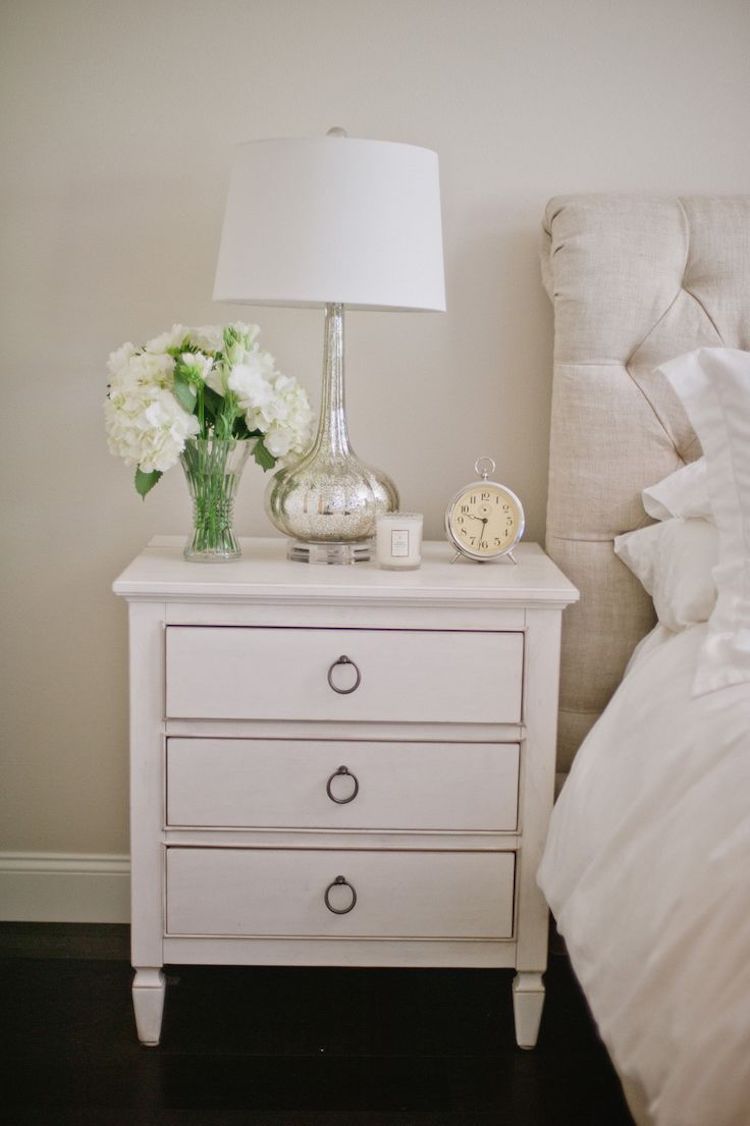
left=227, top=355, right=276, bottom=410
left=107, top=342, right=138, bottom=379
left=105, top=384, right=199, bottom=473
left=144, top=324, right=189, bottom=354
left=108, top=349, right=175, bottom=392
left=189, top=325, right=224, bottom=353
left=264, top=377, right=314, bottom=460
left=229, top=361, right=313, bottom=461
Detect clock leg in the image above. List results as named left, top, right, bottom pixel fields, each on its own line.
left=512, top=971, right=545, bottom=1049
left=132, top=967, right=166, bottom=1046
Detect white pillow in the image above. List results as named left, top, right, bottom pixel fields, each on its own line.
left=642, top=457, right=711, bottom=521
left=615, top=518, right=718, bottom=633
left=659, top=348, right=750, bottom=694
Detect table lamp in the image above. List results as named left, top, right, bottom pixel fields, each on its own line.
left=213, top=129, right=445, bottom=563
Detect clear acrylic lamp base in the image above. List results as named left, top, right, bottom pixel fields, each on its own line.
left=287, top=540, right=372, bottom=565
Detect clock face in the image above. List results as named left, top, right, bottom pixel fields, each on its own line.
left=446, top=482, right=524, bottom=559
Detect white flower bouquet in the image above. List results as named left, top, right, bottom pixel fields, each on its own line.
left=105, top=322, right=313, bottom=560
left=105, top=321, right=312, bottom=497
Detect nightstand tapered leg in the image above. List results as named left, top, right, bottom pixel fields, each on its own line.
left=133, top=968, right=166, bottom=1046
left=512, top=971, right=545, bottom=1048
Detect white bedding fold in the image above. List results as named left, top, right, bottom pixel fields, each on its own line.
left=538, top=625, right=750, bottom=1126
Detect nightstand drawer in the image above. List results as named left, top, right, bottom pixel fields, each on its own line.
left=165, top=626, right=524, bottom=723
left=166, top=848, right=515, bottom=939
left=166, top=738, right=520, bottom=831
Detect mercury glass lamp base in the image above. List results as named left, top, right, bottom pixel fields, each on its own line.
left=287, top=540, right=372, bottom=565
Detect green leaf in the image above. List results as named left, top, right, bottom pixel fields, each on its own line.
left=135, top=467, right=162, bottom=498
left=253, top=438, right=277, bottom=472
left=203, top=385, right=224, bottom=420
left=172, top=373, right=197, bottom=413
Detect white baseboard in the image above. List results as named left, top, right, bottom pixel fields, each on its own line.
left=0, top=852, right=131, bottom=923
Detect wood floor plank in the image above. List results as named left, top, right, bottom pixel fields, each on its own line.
left=1, top=928, right=633, bottom=1125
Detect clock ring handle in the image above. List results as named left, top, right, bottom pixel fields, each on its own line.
left=325, top=765, right=360, bottom=804
left=327, top=655, right=361, bottom=694
left=474, top=455, right=496, bottom=480
left=324, top=875, right=358, bottom=915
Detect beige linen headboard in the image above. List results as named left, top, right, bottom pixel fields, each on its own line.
left=542, top=194, right=750, bottom=773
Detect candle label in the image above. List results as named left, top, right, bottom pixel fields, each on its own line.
left=390, top=529, right=410, bottom=557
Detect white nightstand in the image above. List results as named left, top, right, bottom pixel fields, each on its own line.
left=113, top=537, right=577, bottom=1048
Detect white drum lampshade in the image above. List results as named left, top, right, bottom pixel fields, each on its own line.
left=214, top=136, right=445, bottom=311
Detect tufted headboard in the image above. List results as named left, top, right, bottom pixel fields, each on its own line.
left=542, top=195, right=750, bottom=773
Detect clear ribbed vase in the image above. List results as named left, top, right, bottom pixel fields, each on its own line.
left=179, top=437, right=252, bottom=562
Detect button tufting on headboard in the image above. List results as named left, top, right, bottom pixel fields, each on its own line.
left=542, top=194, right=750, bottom=773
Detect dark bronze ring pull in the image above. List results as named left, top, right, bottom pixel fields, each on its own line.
left=327, top=655, right=361, bottom=694
left=324, top=875, right=357, bottom=915
left=325, top=765, right=360, bottom=804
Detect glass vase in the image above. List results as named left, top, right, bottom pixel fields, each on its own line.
left=265, top=303, right=398, bottom=563
left=179, top=437, right=252, bottom=562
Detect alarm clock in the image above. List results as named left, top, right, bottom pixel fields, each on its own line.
left=445, top=457, right=525, bottom=563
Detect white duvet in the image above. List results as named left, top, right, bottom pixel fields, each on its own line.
left=538, top=624, right=750, bottom=1126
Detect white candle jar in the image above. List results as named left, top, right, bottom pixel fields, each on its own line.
left=375, top=512, right=423, bottom=570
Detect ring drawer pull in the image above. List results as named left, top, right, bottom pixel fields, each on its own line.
left=327, top=655, right=361, bottom=694
left=325, top=764, right=360, bottom=804
left=324, top=875, right=358, bottom=915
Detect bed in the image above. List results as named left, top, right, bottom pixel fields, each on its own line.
left=537, top=196, right=750, bottom=1126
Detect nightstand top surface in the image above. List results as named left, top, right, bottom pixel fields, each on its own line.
left=113, top=538, right=578, bottom=608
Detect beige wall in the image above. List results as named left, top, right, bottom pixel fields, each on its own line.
left=2, top=0, right=749, bottom=862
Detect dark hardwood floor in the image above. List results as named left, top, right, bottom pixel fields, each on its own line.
left=1, top=924, right=633, bottom=1126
